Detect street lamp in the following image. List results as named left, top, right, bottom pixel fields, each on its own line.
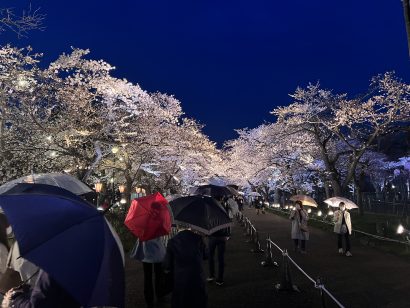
left=118, top=185, right=125, bottom=194
left=397, top=225, right=410, bottom=245
left=95, top=182, right=103, bottom=193
left=397, top=224, right=406, bottom=235
left=135, top=187, right=146, bottom=198
left=95, top=182, right=103, bottom=207
left=328, top=210, right=334, bottom=216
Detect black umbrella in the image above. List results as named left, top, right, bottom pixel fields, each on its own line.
left=169, top=195, right=233, bottom=235
left=226, top=186, right=240, bottom=196
left=194, top=184, right=233, bottom=199
left=227, top=184, right=239, bottom=191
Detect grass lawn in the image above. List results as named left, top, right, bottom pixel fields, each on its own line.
left=267, top=207, right=410, bottom=258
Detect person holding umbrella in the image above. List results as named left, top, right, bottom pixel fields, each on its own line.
left=333, top=202, right=353, bottom=257
left=0, top=183, right=125, bottom=308
left=289, top=201, right=309, bottom=253
left=130, top=235, right=167, bottom=308
left=254, top=197, right=263, bottom=215
left=2, top=269, right=81, bottom=308
left=166, top=195, right=233, bottom=308
left=125, top=193, right=172, bottom=307
left=163, top=225, right=208, bottom=308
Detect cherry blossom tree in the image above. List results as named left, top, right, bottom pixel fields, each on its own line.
left=272, top=72, right=410, bottom=197
left=0, top=46, right=222, bottom=207
left=223, top=123, right=322, bottom=200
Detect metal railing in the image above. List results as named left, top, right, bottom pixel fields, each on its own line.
left=237, top=213, right=345, bottom=308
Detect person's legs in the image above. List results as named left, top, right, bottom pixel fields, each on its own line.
left=153, top=262, right=163, bottom=299
left=345, top=233, right=351, bottom=252
left=208, top=237, right=217, bottom=280
left=216, top=239, right=226, bottom=283
left=300, top=240, right=306, bottom=252
left=143, top=262, right=154, bottom=305
left=293, top=239, right=299, bottom=251
left=337, top=234, right=343, bottom=250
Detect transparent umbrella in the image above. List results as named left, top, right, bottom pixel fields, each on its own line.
left=289, top=195, right=318, bottom=207
left=0, top=173, right=92, bottom=196
left=324, top=197, right=358, bottom=210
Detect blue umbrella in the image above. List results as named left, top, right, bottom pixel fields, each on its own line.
left=0, top=183, right=124, bottom=308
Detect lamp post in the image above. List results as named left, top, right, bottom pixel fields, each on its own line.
left=95, top=182, right=103, bottom=208
left=397, top=224, right=410, bottom=249
left=135, top=187, right=146, bottom=198
left=119, top=184, right=127, bottom=206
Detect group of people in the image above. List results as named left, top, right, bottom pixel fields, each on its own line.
left=133, top=196, right=238, bottom=308
left=289, top=201, right=353, bottom=256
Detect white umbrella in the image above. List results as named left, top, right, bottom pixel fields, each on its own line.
left=324, top=197, right=358, bottom=210
left=0, top=173, right=92, bottom=195
left=289, top=195, right=318, bottom=207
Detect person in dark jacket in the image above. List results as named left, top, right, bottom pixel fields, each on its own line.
left=2, top=270, right=80, bottom=308
left=207, top=227, right=230, bottom=286
left=163, top=228, right=208, bottom=308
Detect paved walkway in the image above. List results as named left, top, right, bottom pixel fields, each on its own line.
left=125, top=208, right=410, bottom=307
left=243, top=208, right=410, bottom=308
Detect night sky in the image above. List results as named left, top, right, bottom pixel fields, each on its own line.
left=2, top=0, right=410, bottom=145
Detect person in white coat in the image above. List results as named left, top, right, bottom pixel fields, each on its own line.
left=131, top=236, right=167, bottom=307
left=333, top=202, right=353, bottom=257
left=289, top=201, right=309, bottom=253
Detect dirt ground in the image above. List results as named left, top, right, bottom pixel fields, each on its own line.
left=125, top=208, right=410, bottom=308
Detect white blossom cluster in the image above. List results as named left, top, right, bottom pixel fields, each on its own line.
left=0, top=46, right=220, bottom=195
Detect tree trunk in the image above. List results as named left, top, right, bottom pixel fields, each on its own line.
left=331, top=179, right=342, bottom=196
left=274, top=188, right=281, bottom=204
left=403, top=0, right=410, bottom=58
left=313, top=130, right=343, bottom=196
left=324, top=183, right=331, bottom=199
left=356, top=183, right=364, bottom=217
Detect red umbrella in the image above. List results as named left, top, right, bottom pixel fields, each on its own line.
left=124, top=192, right=172, bottom=241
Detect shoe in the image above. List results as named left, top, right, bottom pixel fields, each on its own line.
left=345, top=251, right=352, bottom=257
left=338, top=248, right=344, bottom=254
left=300, top=250, right=307, bottom=254
left=207, top=277, right=215, bottom=283
left=215, top=280, right=224, bottom=286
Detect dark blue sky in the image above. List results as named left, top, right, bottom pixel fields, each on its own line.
left=3, top=1, right=409, bottom=145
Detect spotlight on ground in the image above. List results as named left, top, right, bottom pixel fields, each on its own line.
left=397, top=224, right=405, bottom=234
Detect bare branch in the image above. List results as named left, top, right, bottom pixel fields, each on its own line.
left=0, top=5, right=45, bottom=37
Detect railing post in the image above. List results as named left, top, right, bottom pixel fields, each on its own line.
left=245, top=222, right=253, bottom=243
left=275, top=249, right=299, bottom=292
left=315, top=277, right=327, bottom=308
left=261, top=236, right=278, bottom=267
left=251, top=229, right=264, bottom=253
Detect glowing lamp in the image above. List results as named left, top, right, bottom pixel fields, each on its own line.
left=95, top=182, right=103, bottom=193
